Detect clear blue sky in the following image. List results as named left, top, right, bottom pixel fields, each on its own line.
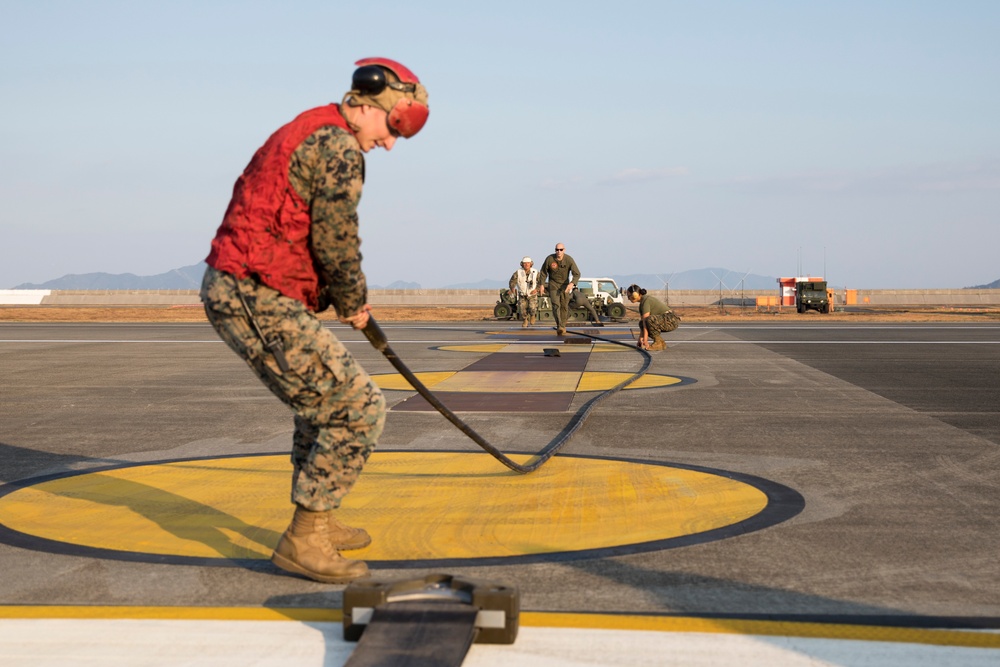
left=2, top=0, right=998, bottom=289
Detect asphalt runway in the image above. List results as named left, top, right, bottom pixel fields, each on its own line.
left=1, top=320, right=998, bottom=665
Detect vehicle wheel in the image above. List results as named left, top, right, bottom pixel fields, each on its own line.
left=494, top=303, right=513, bottom=319
left=607, top=303, right=626, bottom=320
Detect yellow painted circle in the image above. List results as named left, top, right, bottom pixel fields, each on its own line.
left=0, top=453, right=769, bottom=562
left=372, top=371, right=682, bottom=392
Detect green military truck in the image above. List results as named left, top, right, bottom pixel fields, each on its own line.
left=795, top=280, right=831, bottom=313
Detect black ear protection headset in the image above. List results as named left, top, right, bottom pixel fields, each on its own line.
left=352, top=65, right=417, bottom=95
left=626, top=284, right=647, bottom=298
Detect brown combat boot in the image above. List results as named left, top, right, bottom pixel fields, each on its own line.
left=271, top=507, right=369, bottom=584
left=647, top=335, right=667, bottom=351
left=328, top=514, right=371, bottom=550
left=521, top=318, right=529, bottom=328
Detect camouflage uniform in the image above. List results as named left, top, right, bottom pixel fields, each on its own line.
left=639, top=293, right=680, bottom=341
left=508, top=268, right=539, bottom=323
left=201, top=123, right=385, bottom=511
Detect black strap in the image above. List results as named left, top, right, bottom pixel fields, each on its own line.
left=234, top=283, right=291, bottom=373
left=362, top=316, right=651, bottom=474
left=344, top=601, right=479, bottom=667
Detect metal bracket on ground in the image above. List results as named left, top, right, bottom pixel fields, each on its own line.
left=343, top=574, right=519, bottom=666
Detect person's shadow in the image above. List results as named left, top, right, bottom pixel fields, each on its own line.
left=0, top=441, right=281, bottom=568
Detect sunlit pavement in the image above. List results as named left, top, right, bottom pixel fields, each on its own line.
left=1, top=321, right=999, bottom=665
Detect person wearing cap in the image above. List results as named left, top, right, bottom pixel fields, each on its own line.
left=508, top=256, right=540, bottom=327
left=200, top=58, right=429, bottom=584
left=626, top=284, right=679, bottom=351
left=538, top=243, right=581, bottom=336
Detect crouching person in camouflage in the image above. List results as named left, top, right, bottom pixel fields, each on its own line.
left=200, top=58, right=429, bottom=583
left=626, top=284, right=679, bottom=351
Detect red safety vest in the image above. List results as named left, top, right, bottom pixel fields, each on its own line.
left=206, top=104, right=353, bottom=311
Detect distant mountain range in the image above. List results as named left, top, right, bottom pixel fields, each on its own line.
left=12, top=264, right=780, bottom=291
left=11, top=263, right=1000, bottom=291
left=14, top=264, right=209, bottom=290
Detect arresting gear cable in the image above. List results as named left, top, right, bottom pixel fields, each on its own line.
left=363, top=317, right=651, bottom=474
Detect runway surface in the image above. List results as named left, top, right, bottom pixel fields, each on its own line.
left=1, top=320, right=998, bottom=665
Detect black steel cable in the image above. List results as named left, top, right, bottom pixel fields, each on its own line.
left=363, top=318, right=651, bottom=474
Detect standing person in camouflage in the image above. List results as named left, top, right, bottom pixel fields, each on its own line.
left=538, top=243, right=581, bottom=336
left=200, top=58, right=429, bottom=584
left=508, top=256, right=540, bottom=327
left=626, top=284, right=679, bottom=351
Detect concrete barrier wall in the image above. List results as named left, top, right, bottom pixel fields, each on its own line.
left=2, top=288, right=999, bottom=307
left=0, top=290, right=51, bottom=305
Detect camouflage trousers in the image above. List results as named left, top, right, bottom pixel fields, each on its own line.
left=645, top=310, right=681, bottom=338
left=200, top=266, right=385, bottom=511
left=518, top=294, right=538, bottom=320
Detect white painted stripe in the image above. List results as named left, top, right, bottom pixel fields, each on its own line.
left=0, top=620, right=996, bottom=667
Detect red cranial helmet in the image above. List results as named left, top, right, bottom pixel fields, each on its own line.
left=350, top=57, right=429, bottom=138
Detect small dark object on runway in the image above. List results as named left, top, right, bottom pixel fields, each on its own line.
left=543, top=348, right=561, bottom=357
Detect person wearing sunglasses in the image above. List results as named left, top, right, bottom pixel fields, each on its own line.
left=538, top=244, right=581, bottom=336
left=200, top=58, right=429, bottom=584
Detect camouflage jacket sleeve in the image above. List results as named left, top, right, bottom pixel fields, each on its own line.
left=288, top=125, right=367, bottom=316
left=509, top=271, right=518, bottom=292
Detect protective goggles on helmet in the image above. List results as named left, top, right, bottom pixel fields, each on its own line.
left=352, top=57, right=429, bottom=138
left=352, top=65, right=418, bottom=96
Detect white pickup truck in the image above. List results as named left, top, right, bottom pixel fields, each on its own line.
left=494, top=276, right=628, bottom=322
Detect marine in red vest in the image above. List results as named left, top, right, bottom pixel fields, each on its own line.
left=206, top=57, right=429, bottom=314
left=200, top=58, right=428, bottom=584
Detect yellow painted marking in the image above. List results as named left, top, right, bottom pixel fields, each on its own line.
left=371, top=371, right=456, bottom=391
left=373, top=371, right=682, bottom=393
left=0, top=605, right=340, bottom=623
left=576, top=372, right=683, bottom=391
left=0, top=453, right=766, bottom=561
left=437, top=343, right=509, bottom=353
left=521, top=613, right=1000, bottom=649
left=0, top=606, right=995, bottom=649
left=435, top=370, right=582, bottom=393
